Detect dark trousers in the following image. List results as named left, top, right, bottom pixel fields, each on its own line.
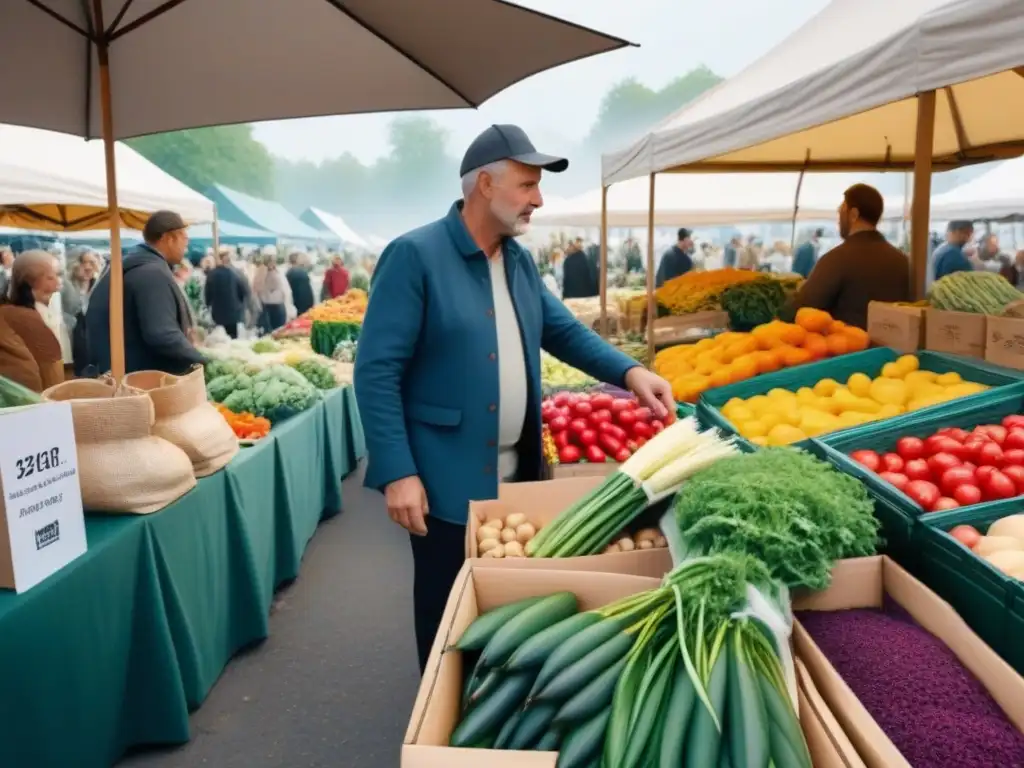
left=409, top=517, right=466, bottom=673
left=260, top=303, right=287, bottom=333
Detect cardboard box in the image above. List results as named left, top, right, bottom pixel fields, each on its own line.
left=985, top=315, right=1024, bottom=371
left=795, top=658, right=867, bottom=768
left=404, top=564, right=850, bottom=767
left=867, top=302, right=923, bottom=353
left=793, top=556, right=1024, bottom=768
left=466, top=477, right=673, bottom=576
left=546, top=461, right=619, bottom=480
left=924, top=308, right=986, bottom=358
left=649, top=310, right=729, bottom=345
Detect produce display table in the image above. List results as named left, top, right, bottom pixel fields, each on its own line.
left=0, top=386, right=365, bottom=768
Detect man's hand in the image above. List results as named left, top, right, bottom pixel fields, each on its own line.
left=385, top=475, right=429, bottom=536
left=625, top=367, right=674, bottom=420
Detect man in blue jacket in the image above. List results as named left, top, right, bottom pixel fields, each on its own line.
left=932, top=220, right=975, bottom=282
left=354, top=125, right=674, bottom=671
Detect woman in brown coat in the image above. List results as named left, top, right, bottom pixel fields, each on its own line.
left=0, top=250, right=64, bottom=392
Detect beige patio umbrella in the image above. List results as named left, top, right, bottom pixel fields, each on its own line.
left=599, top=0, right=1024, bottom=358
left=5, top=0, right=631, bottom=379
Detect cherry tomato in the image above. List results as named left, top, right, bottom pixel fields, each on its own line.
left=880, top=453, right=905, bottom=473
left=977, top=442, right=1004, bottom=467
left=975, top=465, right=998, bottom=485
left=558, top=444, right=581, bottom=463
left=599, top=434, right=623, bottom=455
left=631, top=422, right=653, bottom=440
left=878, top=471, right=910, bottom=491
left=1003, top=449, right=1024, bottom=467
left=949, top=524, right=982, bottom=549
left=590, top=393, right=614, bottom=410
left=895, top=437, right=926, bottom=461
left=926, top=435, right=963, bottom=456
left=585, top=445, right=607, bottom=464
left=610, top=398, right=634, bottom=413
left=578, top=429, right=598, bottom=447
left=650, top=419, right=665, bottom=434
left=573, top=401, right=593, bottom=418
left=927, top=452, right=961, bottom=478
left=549, top=415, right=569, bottom=433
left=569, top=418, right=589, bottom=435
left=616, top=410, right=638, bottom=428
left=634, top=436, right=648, bottom=448
left=983, top=469, right=1017, bottom=501
left=978, top=425, right=1008, bottom=445
left=553, top=430, right=571, bottom=449
left=944, top=428, right=971, bottom=443
left=932, top=497, right=960, bottom=511
left=961, top=439, right=987, bottom=463
left=1003, top=415, right=1024, bottom=430
left=1005, top=429, right=1024, bottom=451
left=614, top=447, right=632, bottom=463
left=905, top=480, right=941, bottom=511
left=552, top=392, right=571, bottom=408
left=557, top=406, right=573, bottom=420
left=542, top=407, right=558, bottom=424
left=1001, top=464, right=1024, bottom=493
left=904, top=458, right=932, bottom=482
left=589, top=408, right=613, bottom=425
left=632, top=407, right=653, bottom=423
left=940, top=466, right=976, bottom=496
left=850, top=450, right=881, bottom=472
left=952, top=483, right=983, bottom=506
left=598, top=422, right=627, bottom=441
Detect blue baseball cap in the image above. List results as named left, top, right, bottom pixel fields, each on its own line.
left=460, top=124, right=569, bottom=177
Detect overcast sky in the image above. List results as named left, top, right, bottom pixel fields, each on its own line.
left=253, top=0, right=831, bottom=164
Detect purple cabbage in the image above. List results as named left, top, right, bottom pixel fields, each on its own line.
left=797, top=604, right=1024, bottom=767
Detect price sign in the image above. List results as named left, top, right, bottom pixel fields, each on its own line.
left=0, top=402, right=86, bottom=593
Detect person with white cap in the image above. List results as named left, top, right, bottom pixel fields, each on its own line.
left=355, top=124, right=675, bottom=672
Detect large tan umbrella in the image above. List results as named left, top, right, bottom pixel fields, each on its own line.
left=599, top=0, right=1024, bottom=329
left=4, top=0, right=631, bottom=378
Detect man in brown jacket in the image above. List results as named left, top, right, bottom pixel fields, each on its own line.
left=787, top=184, right=909, bottom=329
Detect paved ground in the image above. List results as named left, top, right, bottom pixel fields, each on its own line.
left=121, top=465, right=421, bottom=768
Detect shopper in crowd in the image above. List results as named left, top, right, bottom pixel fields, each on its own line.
left=256, top=254, right=288, bottom=332
left=561, top=238, right=596, bottom=298
left=61, top=247, right=101, bottom=375
left=323, top=253, right=350, bottom=299
left=205, top=250, right=251, bottom=338
left=932, top=220, right=975, bottom=281
left=655, top=228, right=695, bottom=287
left=286, top=251, right=315, bottom=315
left=723, top=235, right=741, bottom=269
left=87, top=210, right=205, bottom=375
left=974, top=233, right=1010, bottom=273
left=0, top=247, right=13, bottom=298
left=792, top=228, right=824, bottom=277
left=354, top=124, right=674, bottom=672
left=786, top=183, right=909, bottom=329
left=0, top=250, right=64, bottom=391
left=1001, top=250, right=1024, bottom=290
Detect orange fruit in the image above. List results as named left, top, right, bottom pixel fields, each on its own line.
left=707, top=368, right=734, bottom=390
left=755, top=349, right=783, bottom=374
left=802, top=333, right=829, bottom=360
left=752, top=324, right=781, bottom=350
left=843, top=326, right=870, bottom=352
left=795, top=307, right=833, bottom=334
left=731, top=354, right=759, bottom=382
left=827, top=320, right=847, bottom=335
left=826, top=333, right=851, bottom=356
left=780, top=346, right=814, bottom=367
left=778, top=323, right=807, bottom=346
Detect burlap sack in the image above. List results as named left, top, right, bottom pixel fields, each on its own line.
left=42, top=379, right=196, bottom=514
left=123, top=367, right=238, bottom=477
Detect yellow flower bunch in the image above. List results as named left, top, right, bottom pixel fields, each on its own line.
left=655, top=268, right=764, bottom=315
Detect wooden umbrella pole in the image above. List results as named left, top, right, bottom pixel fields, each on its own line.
left=645, top=173, right=656, bottom=365
left=790, top=167, right=806, bottom=251
left=599, top=185, right=608, bottom=337
left=212, top=205, right=220, bottom=258
left=911, top=91, right=937, bottom=300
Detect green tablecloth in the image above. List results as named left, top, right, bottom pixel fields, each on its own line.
left=0, top=386, right=363, bottom=768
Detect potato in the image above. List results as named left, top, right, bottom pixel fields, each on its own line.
left=481, top=543, right=505, bottom=559
left=654, top=536, right=668, bottom=549
left=482, top=518, right=504, bottom=531
left=503, top=541, right=526, bottom=558
left=605, top=542, right=621, bottom=554
left=505, top=512, right=528, bottom=530
left=477, top=525, right=500, bottom=542
left=974, top=535, right=1024, bottom=557
left=987, top=515, right=1024, bottom=542
left=984, top=549, right=1024, bottom=579
left=637, top=539, right=654, bottom=550
left=500, top=527, right=518, bottom=544
left=634, top=528, right=660, bottom=544
left=478, top=537, right=501, bottom=554
left=617, top=537, right=635, bottom=552
left=516, top=523, right=537, bottom=544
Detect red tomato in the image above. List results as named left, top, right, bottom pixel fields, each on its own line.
left=1003, top=464, right=1024, bottom=492
left=878, top=471, right=910, bottom=491
left=578, top=429, right=598, bottom=447
left=590, top=393, right=613, bottom=410
left=1003, top=415, right=1024, bottom=430
left=895, top=437, right=926, bottom=461
left=978, top=442, right=1004, bottom=467
left=650, top=419, right=665, bottom=434
left=557, top=406, right=573, bottom=420
left=970, top=428, right=993, bottom=442
left=585, top=445, right=607, bottom=464
left=610, top=398, right=634, bottom=413
left=598, top=422, right=628, bottom=441
left=904, top=459, right=932, bottom=482
left=631, top=421, right=653, bottom=440
left=632, top=407, right=653, bottom=423
left=983, top=469, right=1017, bottom=501
left=634, top=436, right=648, bottom=448
left=949, top=524, right=982, bottom=549
left=558, top=444, right=581, bottom=463
left=616, top=409, right=638, bottom=428
left=905, top=480, right=941, bottom=510
left=1003, top=449, right=1024, bottom=467
left=589, top=408, right=612, bottom=425
left=952, top=483, right=983, bottom=506
left=927, top=452, right=961, bottom=478
left=549, top=415, right=569, bottom=433
left=599, top=434, right=623, bottom=455
left=573, top=401, right=593, bottom=418
left=978, top=425, right=1008, bottom=445
left=935, top=427, right=955, bottom=436
left=975, top=465, right=998, bottom=485
left=944, top=428, right=971, bottom=443
left=553, top=430, right=571, bottom=449
left=614, top=447, right=632, bottom=463
left=569, top=418, right=589, bottom=435
left=850, top=450, right=881, bottom=472
left=940, top=466, right=976, bottom=496
left=932, top=497, right=960, bottom=511
left=926, top=436, right=966, bottom=459
left=961, top=439, right=987, bottom=462
left=880, top=453, right=905, bottom=473
left=542, top=407, right=558, bottom=424
left=552, top=392, right=571, bottom=408
left=1005, top=429, right=1024, bottom=451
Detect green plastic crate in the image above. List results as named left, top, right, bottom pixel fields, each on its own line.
left=913, top=507, right=1021, bottom=673
left=699, top=348, right=1024, bottom=450
left=813, top=383, right=1024, bottom=520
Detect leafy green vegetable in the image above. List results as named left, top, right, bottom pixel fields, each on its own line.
left=203, top=358, right=245, bottom=384
left=292, top=359, right=337, bottom=390
left=719, top=279, right=787, bottom=331
left=0, top=375, right=43, bottom=408
left=222, top=388, right=256, bottom=414
left=673, top=447, right=879, bottom=589
left=251, top=338, right=280, bottom=354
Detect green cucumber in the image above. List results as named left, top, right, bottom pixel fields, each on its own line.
left=683, top=639, right=730, bottom=768
left=556, top=709, right=610, bottom=768
left=535, top=727, right=562, bottom=752
left=534, top=631, right=634, bottom=702
left=450, top=672, right=533, bottom=748
left=531, top=615, right=630, bottom=697
left=505, top=611, right=603, bottom=671
left=553, top=655, right=627, bottom=725
left=466, top=668, right=502, bottom=711
left=508, top=702, right=559, bottom=750
left=726, top=631, right=769, bottom=768
left=759, top=673, right=812, bottom=768
left=622, top=642, right=676, bottom=768
left=453, top=595, right=546, bottom=651
left=659, top=651, right=697, bottom=767
left=480, top=593, right=578, bottom=668
left=493, top=707, right=524, bottom=750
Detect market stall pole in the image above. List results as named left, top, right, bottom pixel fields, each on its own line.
left=598, top=185, right=609, bottom=336
left=646, top=173, right=656, bottom=363
left=911, top=91, right=937, bottom=299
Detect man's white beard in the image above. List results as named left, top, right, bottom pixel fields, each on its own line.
left=491, top=199, right=532, bottom=237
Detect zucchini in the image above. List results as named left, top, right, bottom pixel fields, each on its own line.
left=683, top=639, right=730, bottom=768
left=556, top=709, right=610, bottom=768
left=466, top=668, right=502, bottom=712
left=450, top=672, right=534, bottom=747
left=505, top=611, right=603, bottom=671
left=604, top=641, right=651, bottom=767
left=480, top=593, right=578, bottom=668
left=534, top=727, right=562, bottom=752
left=531, top=615, right=630, bottom=697
left=508, top=702, right=559, bottom=750
left=622, top=642, right=677, bottom=768
left=534, top=631, right=634, bottom=702
left=553, top=655, right=627, bottom=725
left=726, top=630, right=769, bottom=768
left=659, top=650, right=697, bottom=767
left=454, top=595, right=546, bottom=651
left=493, top=707, right=524, bottom=750
left=759, top=672, right=812, bottom=768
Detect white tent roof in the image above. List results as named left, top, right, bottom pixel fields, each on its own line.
left=602, top=0, right=1024, bottom=185
left=930, top=158, right=1024, bottom=222
left=0, top=124, right=215, bottom=231
left=303, top=207, right=369, bottom=248
left=533, top=173, right=872, bottom=229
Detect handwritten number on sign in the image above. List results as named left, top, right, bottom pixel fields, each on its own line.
left=15, top=447, right=60, bottom=480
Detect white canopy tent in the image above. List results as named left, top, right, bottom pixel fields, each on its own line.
left=300, top=207, right=370, bottom=249
left=931, top=158, right=1024, bottom=222
left=0, top=124, right=215, bottom=230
